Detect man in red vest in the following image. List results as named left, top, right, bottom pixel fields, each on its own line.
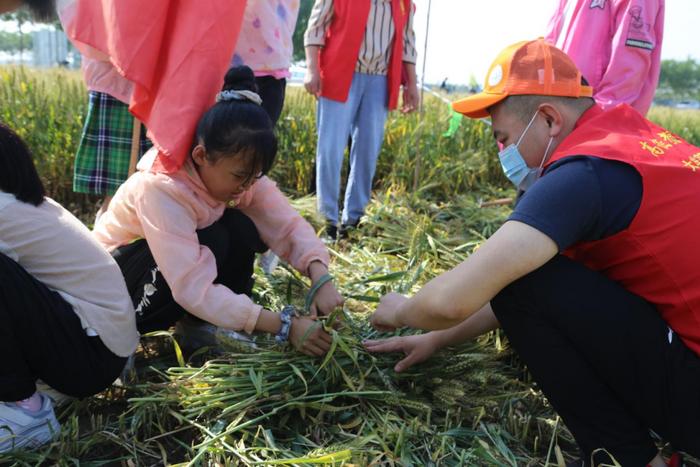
left=365, top=38, right=699, bottom=466
left=303, top=0, right=419, bottom=240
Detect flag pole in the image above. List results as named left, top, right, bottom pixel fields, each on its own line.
left=413, top=0, right=432, bottom=191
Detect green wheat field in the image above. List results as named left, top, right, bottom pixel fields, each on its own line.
left=1, top=66, right=699, bottom=466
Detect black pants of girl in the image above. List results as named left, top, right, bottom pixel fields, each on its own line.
left=491, top=255, right=700, bottom=466
left=0, top=253, right=126, bottom=402
left=112, top=209, right=267, bottom=334
left=256, top=76, right=286, bottom=126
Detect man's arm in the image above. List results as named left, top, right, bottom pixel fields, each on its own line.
left=365, top=304, right=499, bottom=372
left=400, top=2, right=419, bottom=113
left=428, top=303, right=500, bottom=346
left=401, top=62, right=419, bottom=113
left=303, top=0, right=332, bottom=96
left=370, top=220, right=558, bottom=331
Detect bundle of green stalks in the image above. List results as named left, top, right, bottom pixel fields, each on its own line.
left=129, top=308, right=526, bottom=466
left=116, top=191, right=578, bottom=466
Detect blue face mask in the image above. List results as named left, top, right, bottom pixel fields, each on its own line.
left=498, top=111, right=554, bottom=191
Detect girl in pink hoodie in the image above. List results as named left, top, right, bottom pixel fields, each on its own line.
left=93, top=66, right=343, bottom=357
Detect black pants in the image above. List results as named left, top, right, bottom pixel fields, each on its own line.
left=0, top=253, right=126, bottom=401
left=491, top=255, right=700, bottom=466
left=112, top=209, right=267, bottom=334
left=256, top=76, right=286, bottom=126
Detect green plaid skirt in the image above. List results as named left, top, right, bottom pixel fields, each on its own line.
left=73, top=91, right=152, bottom=195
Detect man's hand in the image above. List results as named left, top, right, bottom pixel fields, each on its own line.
left=304, top=46, right=322, bottom=97
left=289, top=316, right=332, bottom=357
left=364, top=334, right=439, bottom=372
left=304, top=67, right=322, bottom=97
left=370, top=292, right=408, bottom=332
left=401, top=83, right=420, bottom=113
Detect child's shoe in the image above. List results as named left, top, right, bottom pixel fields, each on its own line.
left=0, top=393, right=59, bottom=453
left=322, top=221, right=337, bottom=243
left=175, top=315, right=257, bottom=353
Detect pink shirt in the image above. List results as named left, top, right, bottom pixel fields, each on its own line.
left=57, top=0, right=133, bottom=103
left=545, top=0, right=664, bottom=115
left=93, top=149, right=330, bottom=334
left=232, top=0, right=301, bottom=79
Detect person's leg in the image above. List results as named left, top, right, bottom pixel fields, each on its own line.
left=0, top=252, right=126, bottom=400
left=253, top=75, right=286, bottom=269
left=113, top=210, right=267, bottom=334
left=491, top=255, right=700, bottom=466
left=255, top=76, right=287, bottom=126
left=316, top=74, right=363, bottom=228
left=342, top=73, right=388, bottom=226
left=0, top=252, right=128, bottom=451
left=112, top=239, right=186, bottom=334
left=175, top=210, right=267, bottom=349
left=208, top=208, right=268, bottom=295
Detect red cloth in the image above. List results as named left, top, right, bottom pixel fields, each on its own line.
left=65, top=0, right=246, bottom=173
left=318, top=0, right=409, bottom=110
left=547, top=104, right=700, bottom=355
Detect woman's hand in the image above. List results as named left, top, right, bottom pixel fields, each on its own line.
left=364, top=333, right=440, bottom=372
left=289, top=316, right=332, bottom=357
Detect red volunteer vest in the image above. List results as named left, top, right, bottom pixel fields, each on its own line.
left=546, top=104, right=700, bottom=355
left=318, top=0, right=410, bottom=110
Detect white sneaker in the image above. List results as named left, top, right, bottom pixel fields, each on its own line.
left=174, top=316, right=218, bottom=349
left=174, top=316, right=258, bottom=353
left=0, top=394, right=60, bottom=453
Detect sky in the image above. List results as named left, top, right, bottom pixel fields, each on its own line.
left=412, top=0, right=700, bottom=85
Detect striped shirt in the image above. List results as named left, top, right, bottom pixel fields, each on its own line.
left=304, top=0, right=417, bottom=75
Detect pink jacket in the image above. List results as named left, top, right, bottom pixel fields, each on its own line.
left=92, top=149, right=330, bottom=334
left=545, top=0, right=664, bottom=115
left=57, top=0, right=133, bottom=103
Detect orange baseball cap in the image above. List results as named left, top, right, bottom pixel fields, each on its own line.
left=452, top=38, right=594, bottom=118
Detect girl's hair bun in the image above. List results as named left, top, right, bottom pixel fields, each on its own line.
left=222, top=66, right=258, bottom=93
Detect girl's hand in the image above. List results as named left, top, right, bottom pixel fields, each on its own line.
left=310, top=282, right=344, bottom=318
left=289, top=316, right=332, bottom=357
left=364, top=334, right=439, bottom=372
left=307, top=261, right=344, bottom=318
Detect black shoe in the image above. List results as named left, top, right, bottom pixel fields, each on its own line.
left=325, top=221, right=337, bottom=241
left=338, top=219, right=359, bottom=239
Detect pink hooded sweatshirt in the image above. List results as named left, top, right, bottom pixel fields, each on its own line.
left=545, top=0, right=664, bottom=115
left=92, top=149, right=330, bottom=334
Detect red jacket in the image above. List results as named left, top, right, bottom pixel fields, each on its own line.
left=546, top=104, right=700, bottom=355
left=318, top=0, right=410, bottom=110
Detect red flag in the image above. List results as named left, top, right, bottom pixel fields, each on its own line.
left=65, top=0, right=246, bottom=173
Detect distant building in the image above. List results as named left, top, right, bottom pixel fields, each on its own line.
left=32, top=29, right=72, bottom=67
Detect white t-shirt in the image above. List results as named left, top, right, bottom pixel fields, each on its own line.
left=0, top=192, right=139, bottom=357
